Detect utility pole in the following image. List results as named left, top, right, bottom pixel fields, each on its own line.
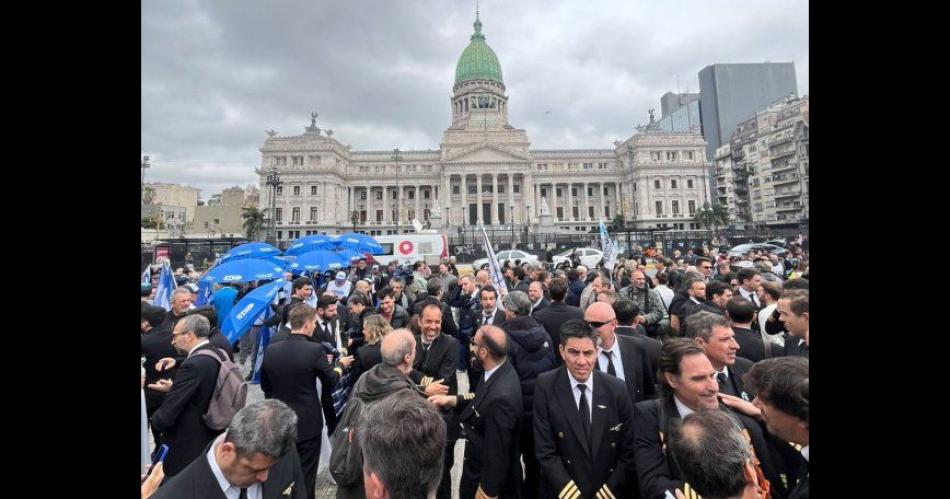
left=141, top=155, right=150, bottom=202
left=265, top=166, right=282, bottom=244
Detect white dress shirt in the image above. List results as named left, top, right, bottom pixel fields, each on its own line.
left=739, top=287, right=759, bottom=308
left=482, top=309, right=497, bottom=325
left=207, top=434, right=262, bottom=499
left=596, top=337, right=626, bottom=382
left=483, top=361, right=504, bottom=382
left=673, top=395, right=695, bottom=418
left=187, top=339, right=210, bottom=357
left=566, top=369, right=594, bottom=421
left=801, top=445, right=809, bottom=462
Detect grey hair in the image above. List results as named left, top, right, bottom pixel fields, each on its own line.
left=381, top=328, right=414, bottom=367
left=684, top=311, right=731, bottom=341
left=670, top=410, right=751, bottom=498
left=502, top=290, right=533, bottom=316
left=390, top=276, right=406, bottom=287
left=225, top=399, right=298, bottom=459
left=172, top=287, right=192, bottom=300
left=178, top=314, right=211, bottom=338
left=360, top=395, right=446, bottom=499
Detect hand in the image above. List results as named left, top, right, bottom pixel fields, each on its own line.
left=141, top=462, right=164, bottom=498
left=147, top=379, right=173, bottom=393
left=674, top=489, right=687, bottom=499
left=326, top=354, right=334, bottom=365
left=717, top=393, right=762, bottom=420
left=424, top=380, right=449, bottom=396
left=427, top=394, right=455, bottom=408
left=155, top=357, right=176, bottom=372
left=636, top=315, right=647, bottom=324
left=347, top=338, right=354, bottom=347
left=339, top=355, right=355, bottom=369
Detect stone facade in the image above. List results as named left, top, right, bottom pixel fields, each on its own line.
left=714, top=95, right=809, bottom=227
left=257, top=15, right=711, bottom=241
left=193, top=186, right=259, bottom=236
left=144, top=182, right=200, bottom=224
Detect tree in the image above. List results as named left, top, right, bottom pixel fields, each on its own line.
left=694, top=202, right=730, bottom=235
left=142, top=186, right=156, bottom=205
left=141, top=215, right=161, bottom=229
left=241, top=206, right=266, bottom=240
left=611, top=213, right=625, bottom=231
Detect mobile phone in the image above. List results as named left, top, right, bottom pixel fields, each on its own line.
left=145, top=444, right=169, bottom=477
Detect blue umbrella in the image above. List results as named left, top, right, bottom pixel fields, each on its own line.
left=220, top=279, right=285, bottom=343
left=333, top=232, right=385, bottom=255
left=284, top=234, right=336, bottom=256
left=200, top=259, right=284, bottom=285
left=289, top=250, right=349, bottom=273
left=218, top=242, right=282, bottom=262
left=335, top=248, right=364, bottom=263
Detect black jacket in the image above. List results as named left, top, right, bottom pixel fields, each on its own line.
left=152, top=437, right=308, bottom=499
left=141, top=323, right=179, bottom=413
left=632, top=397, right=790, bottom=499
left=411, top=332, right=460, bottom=396
left=598, top=334, right=657, bottom=404
left=720, top=356, right=754, bottom=399
left=615, top=326, right=661, bottom=377
left=783, top=335, right=809, bottom=359
left=450, top=288, right=482, bottom=337
left=566, top=278, right=585, bottom=307
left=503, top=315, right=557, bottom=415
left=732, top=326, right=770, bottom=363
left=530, top=297, right=552, bottom=316
left=260, top=334, right=342, bottom=440
left=532, top=302, right=584, bottom=366
left=149, top=343, right=223, bottom=476
left=533, top=368, right=637, bottom=499
left=350, top=342, right=383, bottom=383
left=456, top=360, right=524, bottom=498
left=377, top=303, right=409, bottom=329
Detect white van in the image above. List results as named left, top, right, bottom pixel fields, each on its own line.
left=373, top=233, right=449, bottom=266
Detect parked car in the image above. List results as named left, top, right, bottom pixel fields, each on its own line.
left=472, top=249, right=540, bottom=269
left=552, top=247, right=604, bottom=268
left=727, top=243, right=788, bottom=257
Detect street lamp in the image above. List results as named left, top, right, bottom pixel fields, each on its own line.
left=141, top=155, right=150, bottom=202
left=265, top=166, right=282, bottom=244
left=391, top=148, right=403, bottom=234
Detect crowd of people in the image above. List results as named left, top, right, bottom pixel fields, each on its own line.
left=141, top=240, right=809, bottom=499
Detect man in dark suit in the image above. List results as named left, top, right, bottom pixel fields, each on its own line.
left=152, top=399, right=308, bottom=499
left=699, top=279, right=732, bottom=316
left=740, top=357, right=810, bottom=499
left=260, top=303, right=355, bottom=499
left=726, top=296, right=770, bottom=363
left=533, top=319, right=638, bottom=499
left=147, top=314, right=224, bottom=477
left=412, top=277, right=460, bottom=339
left=684, top=311, right=753, bottom=399
left=632, top=339, right=789, bottom=499
left=613, top=300, right=661, bottom=377
left=778, top=290, right=809, bottom=359
left=412, top=303, right=460, bottom=499
left=528, top=280, right=551, bottom=316
left=429, top=325, right=524, bottom=499
left=585, top=301, right=657, bottom=404
left=472, top=285, right=507, bottom=329
left=533, top=278, right=584, bottom=366
left=141, top=303, right=179, bottom=452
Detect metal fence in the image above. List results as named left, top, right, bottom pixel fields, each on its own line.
left=141, top=238, right=250, bottom=270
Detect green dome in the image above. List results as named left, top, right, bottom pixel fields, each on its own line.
left=454, top=15, right=504, bottom=86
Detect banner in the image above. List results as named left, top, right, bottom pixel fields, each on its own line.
left=599, top=219, right=617, bottom=271
left=153, top=260, right=176, bottom=311
left=480, top=224, right=509, bottom=296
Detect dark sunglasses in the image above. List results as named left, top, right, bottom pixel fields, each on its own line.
left=586, top=318, right=615, bottom=328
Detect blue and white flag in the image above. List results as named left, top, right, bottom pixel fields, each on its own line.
left=153, top=260, right=177, bottom=311
left=195, top=279, right=214, bottom=307
left=480, top=224, right=509, bottom=296
left=141, top=265, right=151, bottom=286
left=599, top=219, right=617, bottom=271
left=250, top=289, right=280, bottom=384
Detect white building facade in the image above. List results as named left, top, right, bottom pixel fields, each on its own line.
left=257, top=14, right=711, bottom=241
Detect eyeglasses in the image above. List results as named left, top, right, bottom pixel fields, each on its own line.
left=701, top=265, right=713, bottom=269
left=586, top=318, right=615, bottom=328
left=171, top=330, right=192, bottom=338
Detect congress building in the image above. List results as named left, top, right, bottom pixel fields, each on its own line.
left=257, top=13, right=711, bottom=241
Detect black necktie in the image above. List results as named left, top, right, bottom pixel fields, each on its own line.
left=717, top=371, right=735, bottom=395
left=484, top=313, right=492, bottom=325
left=239, top=488, right=248, bottom=499
left=322, top=321, right=330, bottom=338
left=750, top=293, right=759, bottom=309
left=577, top=384, right=591, bottom=444
left=602, top=350, right=616, bottom=377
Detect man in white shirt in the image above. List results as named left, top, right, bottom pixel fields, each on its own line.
left=736, top=268, right=763, bottom=309
left=153, top=399, right=308, bottom=499
left=585, top=301, right=657, bottom=403
left=325, top=271, right=352, bottom=302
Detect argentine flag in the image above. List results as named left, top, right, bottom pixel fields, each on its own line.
left=599, top=219, right=617, bottom=271
left=480, top=224, right=509, bottom=297
left=153, top=260, right=177, bottom=311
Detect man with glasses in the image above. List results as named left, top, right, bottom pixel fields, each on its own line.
left=533, top=318, right=638, bottom=499
left=695, top=257, right=714, bottom=283
left=148, top=314, right=224, bottom=476
left=584, top=302, right=656, bottom=404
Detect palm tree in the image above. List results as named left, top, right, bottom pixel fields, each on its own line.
left=241, top=206, right=267, bottom=240
left=694, top=202, right=730, bottom=235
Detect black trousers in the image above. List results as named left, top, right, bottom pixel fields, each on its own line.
left=297, top=434, right=322, bottom=499
left=436, top=438, right=457, bottom=499
left=519, top=413, right=540, bottom=498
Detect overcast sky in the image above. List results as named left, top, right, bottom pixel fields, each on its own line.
left=142, top=0, right=808, bottom=199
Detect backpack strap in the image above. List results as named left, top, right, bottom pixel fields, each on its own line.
left=193, top=347, right=228, bottom=364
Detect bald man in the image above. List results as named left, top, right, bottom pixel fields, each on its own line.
left=585, top=302, right=657, bottom=404
left=430, top=325, right=524, bottom=499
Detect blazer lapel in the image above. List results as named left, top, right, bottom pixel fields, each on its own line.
left=590, top=373, right=611, bottom=459
left=462, top=360, right=506, bottom=419
left=554, top=369, right=591, bottom=457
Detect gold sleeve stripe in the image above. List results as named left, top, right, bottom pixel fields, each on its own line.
left=462, top=392, right=475, bottom=400
left=558, top=481, right=578, bottom=499
left=601, top=485, right=617, bottom=499
left=567, top=489, right=581, bottom=499
left=595, top=490, right=606, bottom=499
left=333, top=367, right=343, bottom=376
